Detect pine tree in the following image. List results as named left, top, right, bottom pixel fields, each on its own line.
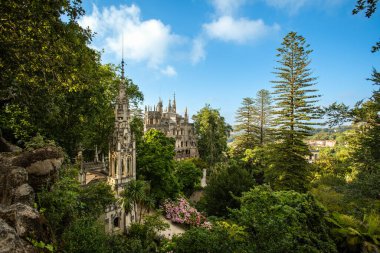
left=268, top=31, right=320, bottom=192
left=254, top=89, right=272, bottom=145
left=234, top=97, right=257, bottom=152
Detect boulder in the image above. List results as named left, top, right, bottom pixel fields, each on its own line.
left=0, top=218, right=36, bottom=253
left=14, top=184, right=34, bottom=206
left=12, top=147, right=64, bottom=191
left=0, top=203, right=43, bottom=239
left=0, top=142, right=62, bottom=252
left=0, top=164, right=29, bottom=206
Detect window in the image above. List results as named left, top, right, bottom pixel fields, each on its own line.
left=113, top=217, right=120, bottom=227
left=126, top=158, right=130, bottom=176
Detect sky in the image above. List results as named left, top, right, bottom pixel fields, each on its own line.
left=79, top=0, right=380, bottom=125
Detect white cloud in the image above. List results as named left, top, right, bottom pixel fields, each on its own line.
left=161, top=65, right=177, bottom=77
left=191, top=38, right=206, bottom=64
left=210, top=0, right=247, bottom=15
left=204, top=16, right=280, bottom=44
left=79, top=4, right=181, bottom=68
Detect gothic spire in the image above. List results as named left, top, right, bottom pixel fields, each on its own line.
left=121, top=58, right=125, bottom=80
left=173, top=93, right=176, bottom=113
left=184, top=107, right=188, bottom=122
left=157, top=97, right=163, bottom=113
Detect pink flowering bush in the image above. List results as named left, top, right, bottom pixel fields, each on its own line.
left=162, top=198, right=212, bottom=228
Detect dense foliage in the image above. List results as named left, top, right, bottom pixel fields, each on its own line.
left=192, top=104, right=232, bottom=166
left=232, top=186, right=337, bottom=253
left=170, top=221, right=251, bottom=253
left=137, top=129, right=180, bottom=204
left=174, top=160, right=202, bottom=196
left=199, top=161, right=254, bottom=217
left=37, top=167, right=115, bottom=250
left=0, top=0, right=143, bottom=159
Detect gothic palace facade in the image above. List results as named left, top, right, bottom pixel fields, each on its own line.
left=144, top=96, right=199, bottom=160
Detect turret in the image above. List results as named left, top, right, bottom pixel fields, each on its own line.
left=184, top=107, right=188, bottom=123
left=173, top=93, right=177, bottom=113
left=157, top=98, right=163, bottom=113
left=168, top=99, right=172, bottom=112
left=115, top=59, right=129, bottom=123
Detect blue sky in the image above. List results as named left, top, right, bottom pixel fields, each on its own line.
left=79, top=0, right=380, bottom=124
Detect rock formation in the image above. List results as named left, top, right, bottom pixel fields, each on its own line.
left=0, top=144, right=64, bottom=253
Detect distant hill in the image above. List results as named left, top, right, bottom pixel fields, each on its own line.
left=307, top=125, right=352, bottom=140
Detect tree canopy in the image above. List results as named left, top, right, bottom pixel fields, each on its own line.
left=137, top=129, right=180, bottom=204
left=192, top=104, right=232, bottom=166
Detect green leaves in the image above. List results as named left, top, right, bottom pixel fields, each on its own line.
left=232, top=185, right=337, bottom=253
left=37, top=166, right=115, bottom=240
left=137, top=129, right=179, bottom=204
left=326, top=212, right=380, bottom=252
left=122, top=180, right=153, bottom=223
left=192, top=105, right=232, bottom=166
left=269, top=32, right=321, bottom=192
left=174, top=160, right=203, bottom=196
left=201, top=161, right=254, bottom=217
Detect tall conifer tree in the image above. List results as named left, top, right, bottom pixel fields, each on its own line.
left=254, top=89, right=272, bottom=145
left=268, top=31, right=320, bottom=192
left=234, top=97, right=257, bottom=151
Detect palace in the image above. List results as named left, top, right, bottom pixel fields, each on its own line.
left=144, top=96, right=199, bottom=160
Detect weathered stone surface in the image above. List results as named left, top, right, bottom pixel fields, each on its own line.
left=12, top=147, right=63, bottom=168
left=12, top=147, right=64, bottom=191
left=0, top=164, right=29, bottom=206
left=0, top=218, right=36, bottom=253
left=14, top=184, right=34, bottom=206
left=0, top=203, right=41, bottom=238
left=0, top=143, right=60, bottom=252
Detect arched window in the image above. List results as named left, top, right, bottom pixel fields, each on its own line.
left=113, top=217, right=120, bottom=227
left=127, top=157, right=130, bottom=176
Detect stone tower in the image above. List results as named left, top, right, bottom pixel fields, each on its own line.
left=106, top=59, right=136, bottom=232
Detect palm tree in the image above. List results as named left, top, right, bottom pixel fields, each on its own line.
left=122, top=180, right=153, bottom=223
